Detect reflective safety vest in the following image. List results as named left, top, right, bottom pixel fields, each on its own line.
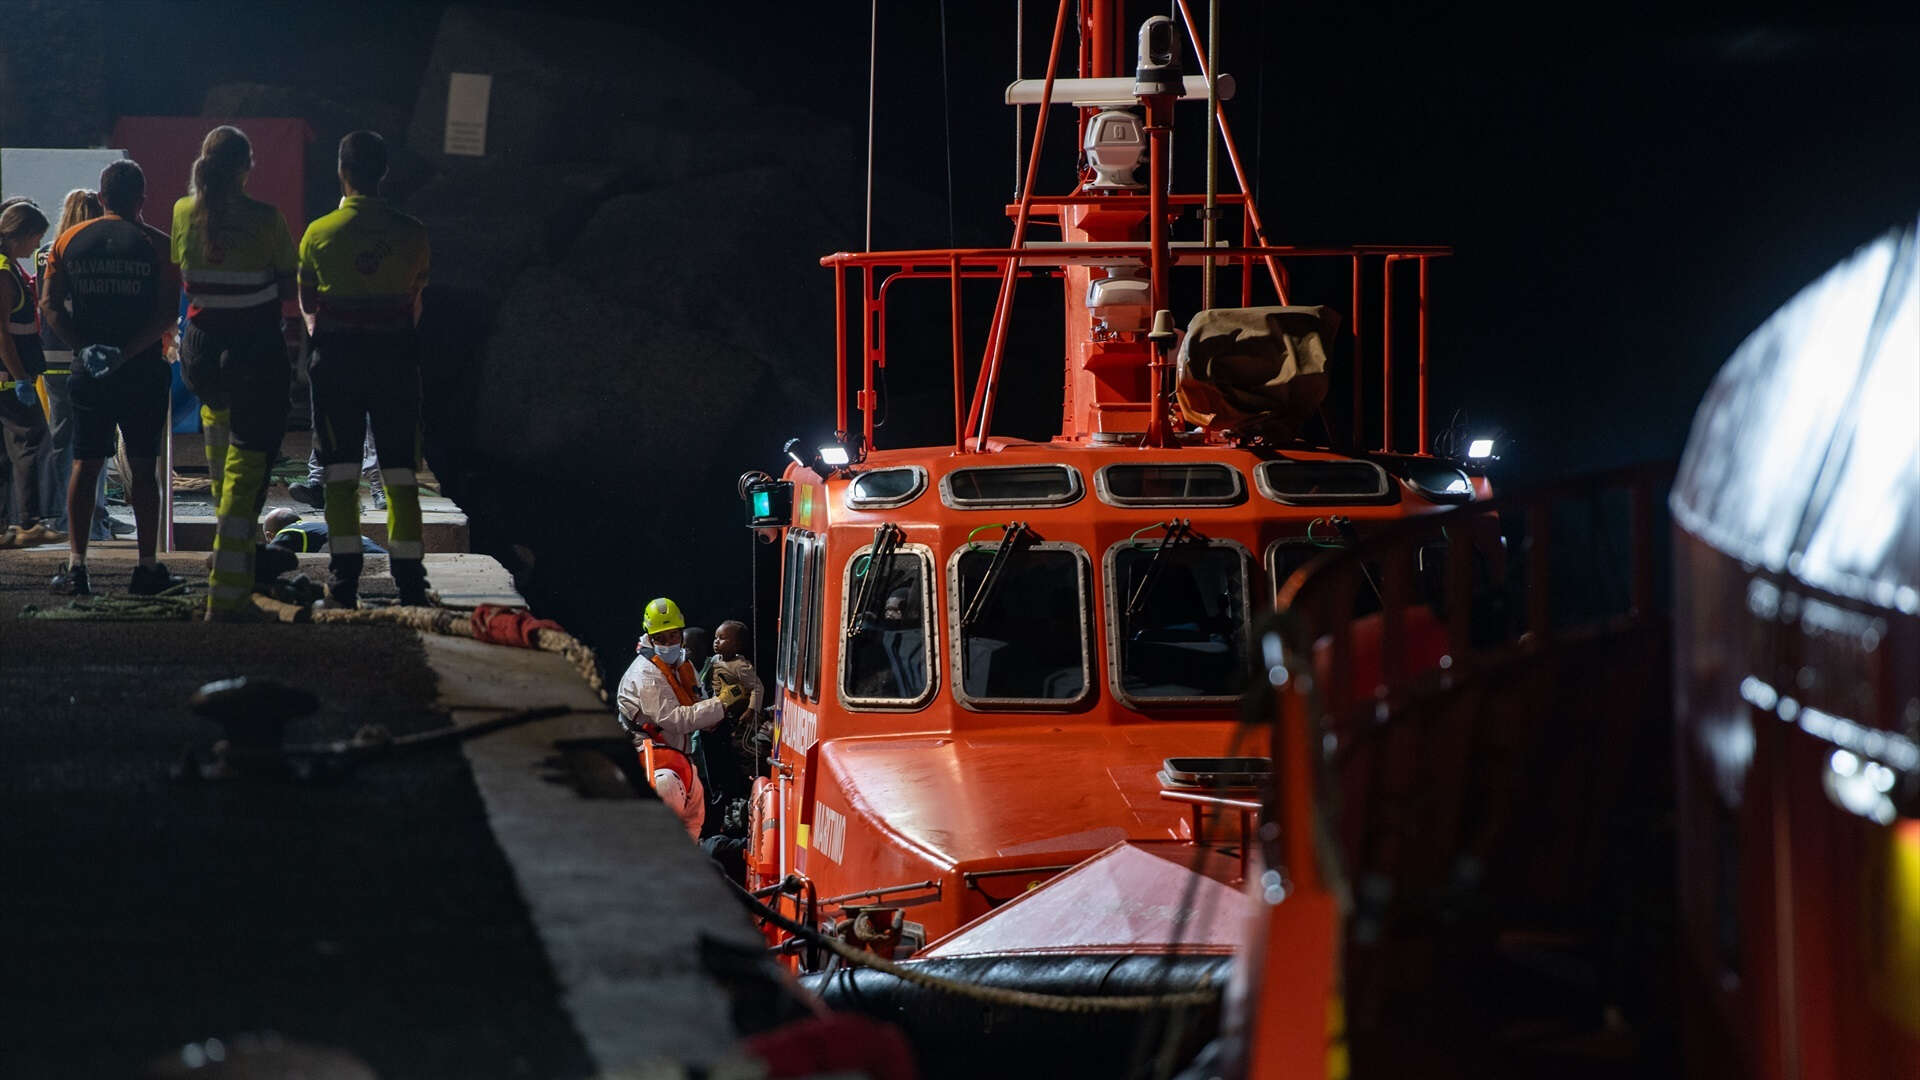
left=171, top=195, right=296, bottom=330
left=1, top=252, right=45, bottom=384
left=297, top=196, right=428, bottom=334
left=634, top=650, right=705, bottom=797
left=2, top=251, right=38, bottom=337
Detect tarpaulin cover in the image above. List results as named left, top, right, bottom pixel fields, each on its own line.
left=1175, top=305, right=1338, bottom=442
left=107, top=116, right=313, bottom=239
left=1671, top=216, right=1919, bottom=616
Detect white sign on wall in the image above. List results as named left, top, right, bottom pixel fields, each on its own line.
left=443, top=73, right=493, bottom=157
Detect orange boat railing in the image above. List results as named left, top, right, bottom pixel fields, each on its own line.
left=1242, top=461, right=1674, bottom=1072
left=819, top=244, right=1452, bottom=456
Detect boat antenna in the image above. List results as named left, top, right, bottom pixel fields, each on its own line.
left=1201, top=0, right=1220, bottom=310
left=865, top=0, right=879, bottom=252
left=1013, top=0, right=1024, bottom=201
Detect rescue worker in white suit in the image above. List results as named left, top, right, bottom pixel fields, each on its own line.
left=616, top=597, right=749, bottom=837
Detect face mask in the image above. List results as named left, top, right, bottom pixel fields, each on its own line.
left=654, top=644, right=686, bottom=666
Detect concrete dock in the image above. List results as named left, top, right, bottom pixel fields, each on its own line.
left=0, top=546, right=756, bottom=1077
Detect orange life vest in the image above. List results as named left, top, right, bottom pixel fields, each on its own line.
left=637, top=652, right=704, bottom=795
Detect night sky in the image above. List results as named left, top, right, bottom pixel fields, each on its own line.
left=77, top=2, right=1920, bottom=477
left=8, top=0, right=1918, bottom=655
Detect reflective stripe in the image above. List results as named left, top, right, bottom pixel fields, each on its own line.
left=183, top=268, right=276, bottom=286
left=41, top=368, right=70, bottom=376
left=385, top=539, right=425, bottom=559
left=211, top=549, right=252, bottom=574
left=327, top=535, right=360, bottom=555
left=215, top=515, right=254, bottom=541
left=208, top=583, right=253, bottom=610
left=188, top=286, right=279, bottom=309
left=322, top=463, right=360, bottom=483
left=379, top=468, right=418, bottom=488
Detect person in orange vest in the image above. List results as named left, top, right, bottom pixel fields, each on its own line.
left=616, top=596, right=748, bottom=837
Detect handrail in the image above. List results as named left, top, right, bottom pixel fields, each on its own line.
left=1257, top=461, right=1675, bottom=907
left=824, top=244, right=1450, bottom=456
left=822, top=243, right=1452, bottom=268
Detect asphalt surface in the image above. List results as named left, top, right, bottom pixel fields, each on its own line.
left=0, top=550, right=596, bottom=1078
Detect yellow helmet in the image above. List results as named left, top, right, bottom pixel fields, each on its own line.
left=643, top=597, right=686, bottom=634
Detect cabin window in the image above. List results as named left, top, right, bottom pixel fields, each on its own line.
left=947, top=536, right=1091, bottom=708
left=840, top=540, right=936, bottom=707
left=1254, top=459, right=1394, bottom=505
left=845, top=466, right=927, bottom=510
left=939, top=464, right=1083, bottom=509
left=1107, top=537, right=1251, bottom=703
left=778, top=529, right=825, bottom=703
left=1095, top=463, right=1245, bottom=507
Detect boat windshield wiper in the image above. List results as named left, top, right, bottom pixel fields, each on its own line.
left=846, top=523, right=906, bottom=637
left=961, top=521, right=1033, bottom=631
left=1126, top=518, right=1199, bottom=621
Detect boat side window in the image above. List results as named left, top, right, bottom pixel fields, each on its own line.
left=778, top=532, right=802, bottom=692
left=778, top=529, right=823, bottom=701
left=1254, top=459, right=1395, bottom=506
left=948, top=539, right=1091, bottom=708
left=846, top=466, right=927, bottom=510
left=840, top=544, right=935, bottom=707
left=1095, top=463, right=1245, bottom=507
left=940, top=464, right=1083, bottom=509
left=803, top=532, right=824, bottom=702
left=1107, top=538, right=1251, bottom=703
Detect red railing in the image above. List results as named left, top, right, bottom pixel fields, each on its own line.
left=820, top=243, right=1450, bottom=455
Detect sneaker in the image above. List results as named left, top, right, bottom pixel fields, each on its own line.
left=50, top=564, right=92, bottom=596
left=15, top=523, right=64, bottom=547
left=288, top=481, right=325, bottom=509
left=129, top=562, right=186, bottom=596
left=371, top=488, right=387, bottom=511
left=105, top=515, right=135, bottom=537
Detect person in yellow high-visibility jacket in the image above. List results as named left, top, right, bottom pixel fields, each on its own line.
left=173, top=125, right=302, bottom=620
left=296, top=131, right=431, bottom=608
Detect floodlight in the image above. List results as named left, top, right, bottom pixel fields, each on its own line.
left=783, top=438, right=807, bottom=470
left=1466, top=438, right=1496, bottom=460
left=818, top=444, right=852, bottom=468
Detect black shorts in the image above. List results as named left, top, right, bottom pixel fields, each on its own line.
left=69, top=348, right=169, bottom=461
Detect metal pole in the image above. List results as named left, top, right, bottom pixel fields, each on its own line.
left=1381, top=256, right=1394, bottom=454
left=1417, top=257, right=1429, bottom=454
left=1351, top=255, right=1362, bottom=452
left=969, top=0, right=1072, bottom=449
left=951, top=255, right=965, bottom=453
left=833, top=269, right=848, bottom=441
left=1201, top=0, right=1220, bottom=310
left=160, top=395, right=174, bottom=553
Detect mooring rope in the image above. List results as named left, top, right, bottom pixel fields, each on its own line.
left=728, top=878, right=1221, bottom=1014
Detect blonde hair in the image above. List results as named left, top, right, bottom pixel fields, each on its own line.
left=188, top=125, right=253, bottom=258
left=54, top=188, right=102, bottom=238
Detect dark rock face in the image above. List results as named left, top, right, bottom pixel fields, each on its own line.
left=200, top=82, right=418, bottom=230
left=398, top=4, right=884, bottom=667
left=0, top=0, right=110, bottom=151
